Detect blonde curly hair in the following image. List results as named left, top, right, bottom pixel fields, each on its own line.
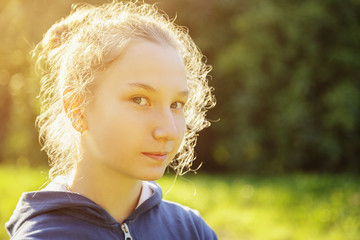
left=34, top=1, right=215, bottom=180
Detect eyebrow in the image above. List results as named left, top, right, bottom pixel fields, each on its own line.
left=127, top=82, right=189, bottom=96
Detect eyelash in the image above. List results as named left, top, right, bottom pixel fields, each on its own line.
left=131, top=97, right=185, bottom=109
left=170, top=101, right=185, bottom=109
left=132, top=96, right=150, bottom=106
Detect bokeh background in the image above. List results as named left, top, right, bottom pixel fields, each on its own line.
left=0, top=0, right=359, bottom=173
left=1, top=0, right=360, bottom=239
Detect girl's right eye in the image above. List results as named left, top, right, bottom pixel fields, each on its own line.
left=132, top=96, right=150, bottom=106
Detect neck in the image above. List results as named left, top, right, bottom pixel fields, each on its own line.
left=68, top=158, right=142, bottom=223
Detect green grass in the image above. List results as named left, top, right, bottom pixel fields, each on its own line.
left=1, top=165, right=359, bottom=240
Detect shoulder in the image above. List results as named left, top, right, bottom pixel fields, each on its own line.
left=160, top=199, right=202, bottom=218
left=9, top=210, right=120, bottom=240
left=150, top=199, right=218, bottom=239
left=6, top=190, right=120, bottom=240
left=133, top=181, right=218, bottom=239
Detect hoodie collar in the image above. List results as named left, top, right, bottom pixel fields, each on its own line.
left=6, top=180, right=162, bottom=236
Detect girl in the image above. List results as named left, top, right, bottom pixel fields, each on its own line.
left=6, top=1, right=216, bottom=239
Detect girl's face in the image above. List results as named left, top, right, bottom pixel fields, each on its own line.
left=82, top=40, right=188, bottom=181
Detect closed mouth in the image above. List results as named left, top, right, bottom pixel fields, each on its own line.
left=142, top=152, right=169, bottom=161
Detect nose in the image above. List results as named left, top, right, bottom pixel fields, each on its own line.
left=152, top=109, right=179, bottom=141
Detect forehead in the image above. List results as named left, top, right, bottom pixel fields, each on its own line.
left=96, top=40, right=188, bottom=91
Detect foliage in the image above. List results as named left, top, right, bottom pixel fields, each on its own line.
left=165, top=0, right=360, bottom=172
left=1, top=165, right=359, bottom=240
left=215, top=0, right=360, bottom=172
left=0, top=0, right=359, bottom=173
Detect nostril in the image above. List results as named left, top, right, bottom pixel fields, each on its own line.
left=152, top=125, right=178, bottom=141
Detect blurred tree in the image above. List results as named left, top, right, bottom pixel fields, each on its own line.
left=211, top=0, right=360, bottom=173
left=0, top=73, right=12, bottom=163
left=0, top=0, right=75, bottom=165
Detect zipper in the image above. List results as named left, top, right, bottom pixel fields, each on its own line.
left=121, top=223, right=133, bottom=240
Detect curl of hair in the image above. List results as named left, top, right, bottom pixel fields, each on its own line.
left=33, top=1, right=215, bottom=180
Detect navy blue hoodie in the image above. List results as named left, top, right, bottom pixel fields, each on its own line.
left=6, top=181, right=217, bottom=239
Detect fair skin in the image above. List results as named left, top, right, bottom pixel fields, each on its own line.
left=67, top=40, right=188, bottom=223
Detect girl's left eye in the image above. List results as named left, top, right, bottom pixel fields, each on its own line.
left=132, top=97, right=150, bottom=106
left=170, top=101, right=185, bottom=109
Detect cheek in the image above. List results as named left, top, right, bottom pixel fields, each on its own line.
left=86, top=105, right=142, bottom=142
left=87, top=114, right=145, bottom=157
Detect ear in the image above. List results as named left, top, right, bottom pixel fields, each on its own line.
left=63, top=87, right=88, bottom=133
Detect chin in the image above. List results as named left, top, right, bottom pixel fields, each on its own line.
left=139, top=169, right=166, bottom=181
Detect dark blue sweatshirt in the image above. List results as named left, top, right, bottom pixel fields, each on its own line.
left=6, top=181, right=217, bottom=239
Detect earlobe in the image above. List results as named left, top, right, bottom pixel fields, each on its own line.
left=63, top=87, right=88, bottom=133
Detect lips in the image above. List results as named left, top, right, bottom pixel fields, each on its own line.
left=142, top=152, right=169, bottom=162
